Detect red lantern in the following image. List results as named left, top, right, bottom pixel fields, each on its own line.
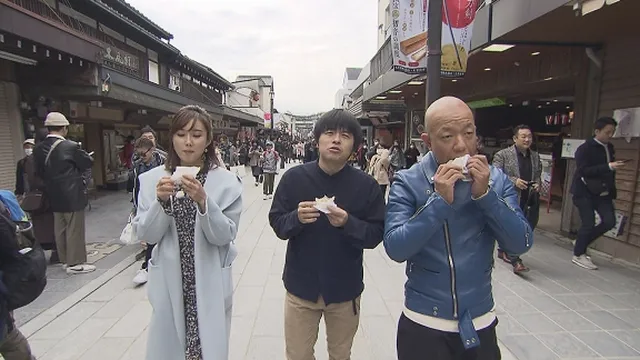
left=442, top=0, right=478, bottom=29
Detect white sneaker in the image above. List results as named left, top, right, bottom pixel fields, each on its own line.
left=66, top=264, right=96, bottom=274
left=133, top=269, right=148, bottom=285
left=572, top=255, right=598, bottom=270
left=268, top=195, right=273, bottom=199
left=263, top=195, right=268, bottom=200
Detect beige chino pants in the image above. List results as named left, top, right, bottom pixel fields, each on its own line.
left=284, top=292, right=361, bottom=360
left=53, top=211, right=87, bottom=266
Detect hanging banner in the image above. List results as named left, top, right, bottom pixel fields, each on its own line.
left=391, top=0, right=479, bottom=77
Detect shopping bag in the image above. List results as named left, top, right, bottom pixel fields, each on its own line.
left=119, top=214, right=138, bottom=245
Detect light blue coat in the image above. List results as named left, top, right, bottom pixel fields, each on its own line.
left=134, top=166, right=243, bottom=360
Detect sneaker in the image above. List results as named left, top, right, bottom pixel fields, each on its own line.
left=133, top=269, right=148, bottom=285
left=572, top=255, right=598, bottom=270
left=66, top=264, right=96, bottom=274
left=255, top=182, right=259, bottom=187
left=268, top=195, right=273, bottom=199
left=263, top=195, right=268, bottom=200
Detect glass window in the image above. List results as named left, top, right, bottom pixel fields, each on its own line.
left=148, top=60, right=159, bottom=84
left=169, top=70, right=181, bottom=91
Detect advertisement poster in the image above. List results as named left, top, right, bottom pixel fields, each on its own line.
left=391, top=0, right=478, bottom=77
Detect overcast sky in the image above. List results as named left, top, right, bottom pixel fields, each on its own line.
left=126, top=0, right=377, bottom=115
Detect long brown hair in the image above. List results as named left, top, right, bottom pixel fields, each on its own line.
left=165, top=105, right=219, bottom=172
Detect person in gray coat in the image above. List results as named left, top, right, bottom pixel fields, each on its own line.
left=134, top=105, right=243, bottom=360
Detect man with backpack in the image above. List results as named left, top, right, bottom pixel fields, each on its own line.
left=0, top=195, right=38, bottom=360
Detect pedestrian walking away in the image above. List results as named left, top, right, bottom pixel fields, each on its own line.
left=384, top=96, right=533, bottom=360
left=570, top=116, right=623, bottom=270
left=269, top=109, right=385, bottom=360
left=134, top=105, right=243, bottom=360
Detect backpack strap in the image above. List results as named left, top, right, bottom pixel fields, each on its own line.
left=45, top=139, right=64, bottom=167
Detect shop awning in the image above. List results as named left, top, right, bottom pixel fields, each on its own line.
left=222, top=106, right=263, bottom=126
left=100, top=68, right=224, bottom=115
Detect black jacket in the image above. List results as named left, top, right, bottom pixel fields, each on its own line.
left=269, top=163, right=385, bottom=305
left=34, top=136, right=94, bottom=213
left=14, top=157, right=28, bottom=196
left=571, top=137, right=617, bottom=199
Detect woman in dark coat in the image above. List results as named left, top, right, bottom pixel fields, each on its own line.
left=24, top=128, right=57, bottom=262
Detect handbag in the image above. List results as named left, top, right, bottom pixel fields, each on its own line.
left=119, top=213, right=138, bottom=245
left=20, top=191, right=44, bottom=212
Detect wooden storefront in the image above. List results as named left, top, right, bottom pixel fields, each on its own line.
left=587, top=35, right=640, bottom=263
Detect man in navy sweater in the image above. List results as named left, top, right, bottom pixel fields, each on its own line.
left=269, top=109, right=385, bottom=360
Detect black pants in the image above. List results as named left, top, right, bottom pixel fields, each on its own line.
left=141, top=243, right=155, bottom=270
left=263, top=173, right=275, bottom=195
left=397, top=314, right=501, bottom=360
left=498, top=190, right=537, bottom=265
left=573, top=195, right=616, bottom=256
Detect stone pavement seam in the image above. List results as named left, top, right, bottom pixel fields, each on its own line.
left=537, top=228, right=640, bottom=271
left=20, top=252, right=138, bottom=339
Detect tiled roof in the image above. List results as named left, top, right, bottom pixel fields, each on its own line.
left=88, top=0, right=179, bottom=53
left=101, top=0, right=173, bottom=40
left=178, top=55, right=233, bottom=90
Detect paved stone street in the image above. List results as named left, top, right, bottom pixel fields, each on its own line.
left=13, top=191, right=138, bottom=327
left=13, top=165, right=640, bottom=360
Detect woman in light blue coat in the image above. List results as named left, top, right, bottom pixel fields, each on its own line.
left=134, top=105, right=243, bottom=360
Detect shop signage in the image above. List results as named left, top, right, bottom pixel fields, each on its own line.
left=560, top=139, right=585, bottom=159
left=466, top=97, right=505, bottom=109
left=390, top=0, right=479, bottom=77
left=213, top=118, right=231, bottom=129
left=363, top=100, right=407, bottom=112
left=103, top=46, right=139, bottom=71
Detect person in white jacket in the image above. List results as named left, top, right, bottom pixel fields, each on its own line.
left=134, top=105, right=243, bottom=360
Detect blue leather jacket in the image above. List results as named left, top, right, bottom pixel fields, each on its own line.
left=384, top=152, right=533, bottom=348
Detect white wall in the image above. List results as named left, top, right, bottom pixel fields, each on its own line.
left=377, top=0, right=391, bottom=48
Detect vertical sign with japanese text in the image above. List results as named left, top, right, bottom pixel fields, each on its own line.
left=391, top=0, right=479, bottom=77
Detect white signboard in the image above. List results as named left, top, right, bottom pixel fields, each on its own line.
left=613, top=107, right=640, bottom=142
left=561, top=139, right=586, bottom=159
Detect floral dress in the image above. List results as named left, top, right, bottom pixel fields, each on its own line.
left=161, top=171, right=208, bottom=360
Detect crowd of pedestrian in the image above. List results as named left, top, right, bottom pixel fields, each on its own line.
left=0, top=98, right=625, bottom=359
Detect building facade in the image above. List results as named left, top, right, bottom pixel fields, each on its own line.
left=0, top=0, right=262, bottom=190
left=345, top=0, right=640, bottom=263
left=334, top=67, right=362, bottom=109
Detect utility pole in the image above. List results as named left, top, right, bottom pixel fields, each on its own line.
left=426, top=0, right=443, bottom=107
left=269, top=81, right=275, bottom=139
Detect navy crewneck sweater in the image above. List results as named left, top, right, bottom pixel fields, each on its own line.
left=269, top=161, right=385, bottom=305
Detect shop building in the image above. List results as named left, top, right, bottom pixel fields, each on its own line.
left=346, top=0, right=640, bottom=263
left=1, top=0, right=262, bottom=191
